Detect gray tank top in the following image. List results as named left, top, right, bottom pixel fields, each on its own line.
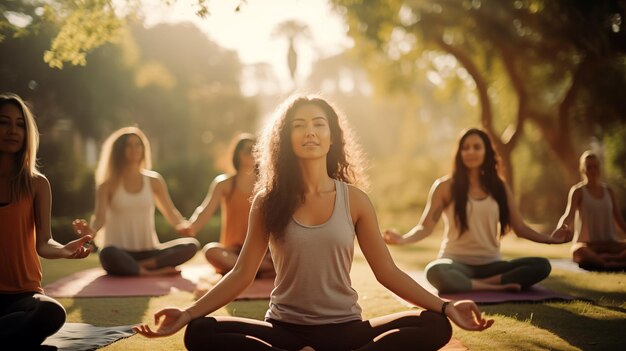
left=265, top=179, right=362, bottom=325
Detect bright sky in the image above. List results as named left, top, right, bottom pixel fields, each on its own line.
left=141, top=0, right=353, bottom=94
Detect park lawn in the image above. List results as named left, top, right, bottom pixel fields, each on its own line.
left=41, top=233, right=626, bottom=350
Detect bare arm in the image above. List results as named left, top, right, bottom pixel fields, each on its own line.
left=150, top=173, right=187, bottom=229
left=556, top=185, right=581, bottom=230
left=135, top=194, right=270, bottom=337
left=608, top=187, right=626, bottom=235
left=383, top=178, right=450, bottom=245
left=34, top=176, right=91, bottom=259
left=508, top=184, right=572, bottom=244
left=188, top=175, right=229, bottom=235
left=352, top=186, right=492, bottom=331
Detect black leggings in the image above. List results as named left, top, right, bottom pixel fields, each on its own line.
left=425, top=257, right=552, bottom=293
left=99, top=237, right=199, bottom=276
left=184, top=310, right=452, bottom=351
left=0, top=292, right=66, bottom=347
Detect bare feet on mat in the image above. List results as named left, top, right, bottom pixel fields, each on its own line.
left=139, top=266, right=181, bottom=276
left=471, top=280, right=522, bottom=292
left=193, top=273, right=223, bottom=299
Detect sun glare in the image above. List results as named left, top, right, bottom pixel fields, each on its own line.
left=140, top=0, right=353, bottom=94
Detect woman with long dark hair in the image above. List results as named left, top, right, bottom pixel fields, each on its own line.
left=384, top=128, right=572, bottom=293
left=134, top=96, right=493, bottom=350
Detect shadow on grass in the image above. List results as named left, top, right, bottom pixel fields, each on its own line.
left=481, top=302, right=626, bottom=351
left=541, top=273, right=626, bottom=310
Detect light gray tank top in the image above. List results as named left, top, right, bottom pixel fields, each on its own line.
left=576, top=184, right=616, bottom=243
left=439, top=195, right=501, bottom=265
left=265, top=179, right=362, bottom=325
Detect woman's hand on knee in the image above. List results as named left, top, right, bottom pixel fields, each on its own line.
left=445, top=300, right=494, bottom=331
left=134, top=308, right=193, bottom=337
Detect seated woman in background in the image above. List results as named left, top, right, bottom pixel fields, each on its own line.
left=555, top=150, right=626, bottom=271
left=384, top=128, right=572, bottom=294
left=186, top=133, right=274, bottom=277
left=73, top=126, right=199, bottom=276
left=0, top=93, right=92, bottom=348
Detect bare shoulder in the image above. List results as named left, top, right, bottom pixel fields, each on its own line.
left=213, top=173, right=233, bottom=188
left=571, top=182, right=585, bottom=192
left=433, top=176, right=452, bottom=190
left=32, top=173, right=50, bottom=193
left=346, top=184, right=373, bottom=213
left=214, top=173, right=232, bottom=184
left=142, top=169, right=161, bottom=181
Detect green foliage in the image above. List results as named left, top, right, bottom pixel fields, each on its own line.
left=604, top=125, right=626, bottom=216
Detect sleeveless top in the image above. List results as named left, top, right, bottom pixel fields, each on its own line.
left=439, top=195, right=501, bottom=265
left=265, top=180, right=362, bottom=325
left=220, top=184, right=251, bottom=248
left=100, top=172, right=160, bottom=251
left=576, top=184, right=617, bottom=243
left=0, top=195, right=43, bottom=293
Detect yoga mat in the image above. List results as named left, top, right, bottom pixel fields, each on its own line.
left=549, top=258, right=589, bottom=273
left=44, top=264, right=274, bottom=299
left=393, top=271, right=575, bottom=306
left=42, top=323, right=134, bottom=350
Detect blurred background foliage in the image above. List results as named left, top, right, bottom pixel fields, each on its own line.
left=1, top=0, right=624, bottom=244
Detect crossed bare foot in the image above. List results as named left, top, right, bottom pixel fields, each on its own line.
left=138, top=266, right=181, bottom=276
left=471, top=279, right=522, bottom=292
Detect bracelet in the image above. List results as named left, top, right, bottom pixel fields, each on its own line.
left=441, top=301, right=450, bottom=315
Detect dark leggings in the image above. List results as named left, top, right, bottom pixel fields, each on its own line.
left=0, top=292, right=66, bottom=347
left=99, top=237, right=199, bottom=276
left=425, top=257, right=552, bottom=294
left=184, top=310, right=452, bottom=351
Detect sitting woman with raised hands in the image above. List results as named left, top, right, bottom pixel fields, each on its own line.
left=134, top=95, right=493, bottom=351
left=384, top=128, right=573, bottom=294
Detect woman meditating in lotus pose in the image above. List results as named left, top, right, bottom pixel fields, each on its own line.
left=187, top=134, right=273, bottom=278
left=384, top=128, right=573, bottom=294
left=134, top=95, right=493, bottom=351
left=555, top=150, right=626, bottom=271
left=73, top=126, right=198, bottom=276
left=0, top=93, right=91, bottom=348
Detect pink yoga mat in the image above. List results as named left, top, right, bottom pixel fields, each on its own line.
left=393, top=271, right=575, bottom=306
left=44, top=264, right=274, bottom=299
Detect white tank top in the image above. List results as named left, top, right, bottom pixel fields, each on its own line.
left=439, top=195, right=501, bottom=265
left=101, top=172, right=160, bottom=251
left=265, top=180, right=362, bottom=325
left=576, top=184, right=617, bottom=243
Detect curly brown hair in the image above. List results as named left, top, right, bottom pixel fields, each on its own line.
left=254, top=94, right=367, bottom=239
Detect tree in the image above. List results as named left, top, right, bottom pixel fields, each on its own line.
left=331, top=0, right=626, bottom=188
left=272, top=19, right=312, bottom=82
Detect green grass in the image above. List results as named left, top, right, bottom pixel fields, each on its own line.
left=41, top=233, right=626, bottom=350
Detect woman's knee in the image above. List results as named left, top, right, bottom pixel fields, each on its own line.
left=529, top=257, right=552, bottom=281
left=184, top=317, right=216, bottom=351
left=31, top=297, right=66, bottom=343
left=425, top=262, right=463, bottom=293
left=99, top=246, right=138, bottom=276
left=422, top=311, right=452, bottom=347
